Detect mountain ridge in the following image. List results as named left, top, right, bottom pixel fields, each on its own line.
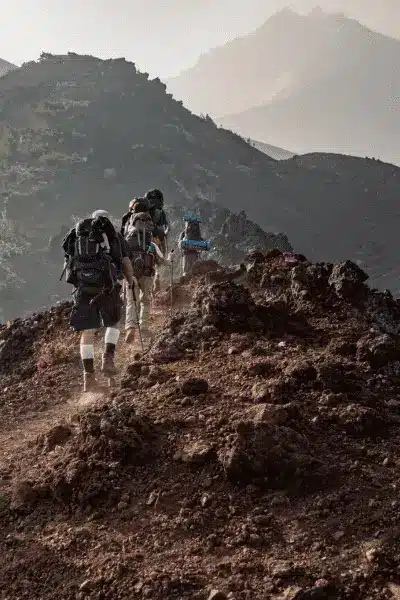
left=0, top=52, right=399, bottom=319
left=0, top=58, right=16, bottom=77
left=248, top=139, right=294, bottom=160
left=168, top=9, right=400, bottom=165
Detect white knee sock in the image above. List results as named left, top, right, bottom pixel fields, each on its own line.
left=80, top=344, right=95, bottom=373
left=105, top=327, right=120, bottom=346
left=80, top=344, right=94, bottom=359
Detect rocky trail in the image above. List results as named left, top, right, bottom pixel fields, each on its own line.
left=1, top=252, right=400, bottom=600
left=0, top=309, right=165, bottom=469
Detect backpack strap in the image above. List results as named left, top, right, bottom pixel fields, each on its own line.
left=101, top=233, right=110, bottom=252
left=114, top=234, right=122, bottom=259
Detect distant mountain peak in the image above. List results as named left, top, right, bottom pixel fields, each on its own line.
left=0, top=58, right=17, bottom=77
left=0, top=50, right=399, bottom=317
left=168, top=6, right=400, bottom=166
left=258, top=7, right=304, bottom=28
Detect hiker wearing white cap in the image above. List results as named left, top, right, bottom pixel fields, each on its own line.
left=61, top=210, right=134, bottom=391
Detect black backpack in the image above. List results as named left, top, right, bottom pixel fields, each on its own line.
left=145, top=189, right=164, bottom=210
left=63, top=217, right=118, bottom=290
left=153, top=226, right=166, bottom=241
left=150, top=207, right=163, bottom=228
left=186, top=221, right=202, bottom=241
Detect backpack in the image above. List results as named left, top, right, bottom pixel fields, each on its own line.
left=124, top=212, right=155, bottom=277
left=130, top=197, right=150, bottom=214
left=63, top=217, right=118, bottom=291
left=185, top=221, right=202, bottom=241
left=150, top=207, right=163, bottom=228
left=153, top=226, right=166, bottom=242
left=145, top=189, right=164, bottom=210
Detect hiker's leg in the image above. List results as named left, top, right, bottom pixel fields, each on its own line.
left=154, top=238, right=167, bottom=293
left=71, top=289, right=100, bottom=370
left=153, top=264, right=161, bottom=294
left=182, top=253, right=189, bottom=276
left=80, top=329, right=96, bottom=374
left=100, top=287, right=122, bottom=374
left=190, top=252, right=199, bottom=272
left=125, top=279, right=140, bottom=344
left=71, top=288, right=101, bottom=332
left=183, top=252, right=197, bottom=276
left=70, top=289, right=102, bottom=391
left=103, top=324, right=120, bottom=370
left=81, top=329, right=102, bottom=391
left=125, top=280, right=137, bottom=331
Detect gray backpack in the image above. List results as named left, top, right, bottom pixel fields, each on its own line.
left=124, top=212, right=155, bottom=277
left=125, top=212, right=153, bottom=251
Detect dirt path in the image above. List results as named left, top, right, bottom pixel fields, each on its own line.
left=0, top=389, right=103, bottom=469
left=0, top=311, right=167, bottom=471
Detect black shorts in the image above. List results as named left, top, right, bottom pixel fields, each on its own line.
left=70, top=285, right=122, bottom=331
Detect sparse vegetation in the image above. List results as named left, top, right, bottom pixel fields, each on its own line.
left=0, top=52, right=398, bottom=319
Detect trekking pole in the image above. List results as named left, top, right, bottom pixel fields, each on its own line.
left=169, top=249, right=174, bottom=318
left=59, top=261, right=67, bottom=281
left=131, top=282, right=144, bottom=352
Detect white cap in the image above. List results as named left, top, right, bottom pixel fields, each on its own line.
left=92, top=209, right=109, bottom=218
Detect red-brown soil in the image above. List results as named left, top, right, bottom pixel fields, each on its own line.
left=1, top=252, right=400, bottom=600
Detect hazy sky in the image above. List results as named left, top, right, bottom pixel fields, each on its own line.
left=1, top=1, right=398, bottom=78
left=0, top=0, right=279, bottom=76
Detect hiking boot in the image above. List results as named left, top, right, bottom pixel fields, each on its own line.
left=83, top=372, right=103, bottom=393
left=125, top=328, right=136, bottom=344
left=101, top=353, right=117, bottom=376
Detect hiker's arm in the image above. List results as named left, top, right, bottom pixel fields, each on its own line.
left=121, top=212, right=130, bottom=236
left=153, top=243, right=170, bottom=266
left=178, top=233, right=187, bottom=251
left=122, top=256, right=135, bottom=287
left=116, top=233, right=135, bottom=286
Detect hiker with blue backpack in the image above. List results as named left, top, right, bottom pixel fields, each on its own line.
left=178, top=216, right=211, bottom=276
left=62, top=210, right=135, bottom=392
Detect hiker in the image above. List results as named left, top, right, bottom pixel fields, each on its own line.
left=146, top=188, right=169, bottom=247
left=145, top=189, right=169, bottom=294
left=178, top=216, right=209, bottom=276
left=62, top=210, right=134, bottom=392
left=122, top=197, right=169, bottom=344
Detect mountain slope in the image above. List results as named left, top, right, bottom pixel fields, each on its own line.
left=0, top=53, right=399, bottom=319
left=249, top=139, right=294, bottom=160
left=168, top=9, right=400, bottom=165
left=0, top=52, right=291, bottom=319
left=2, top=253, right=400, bottom=599
left=0, top=58, right=16, bottom=77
